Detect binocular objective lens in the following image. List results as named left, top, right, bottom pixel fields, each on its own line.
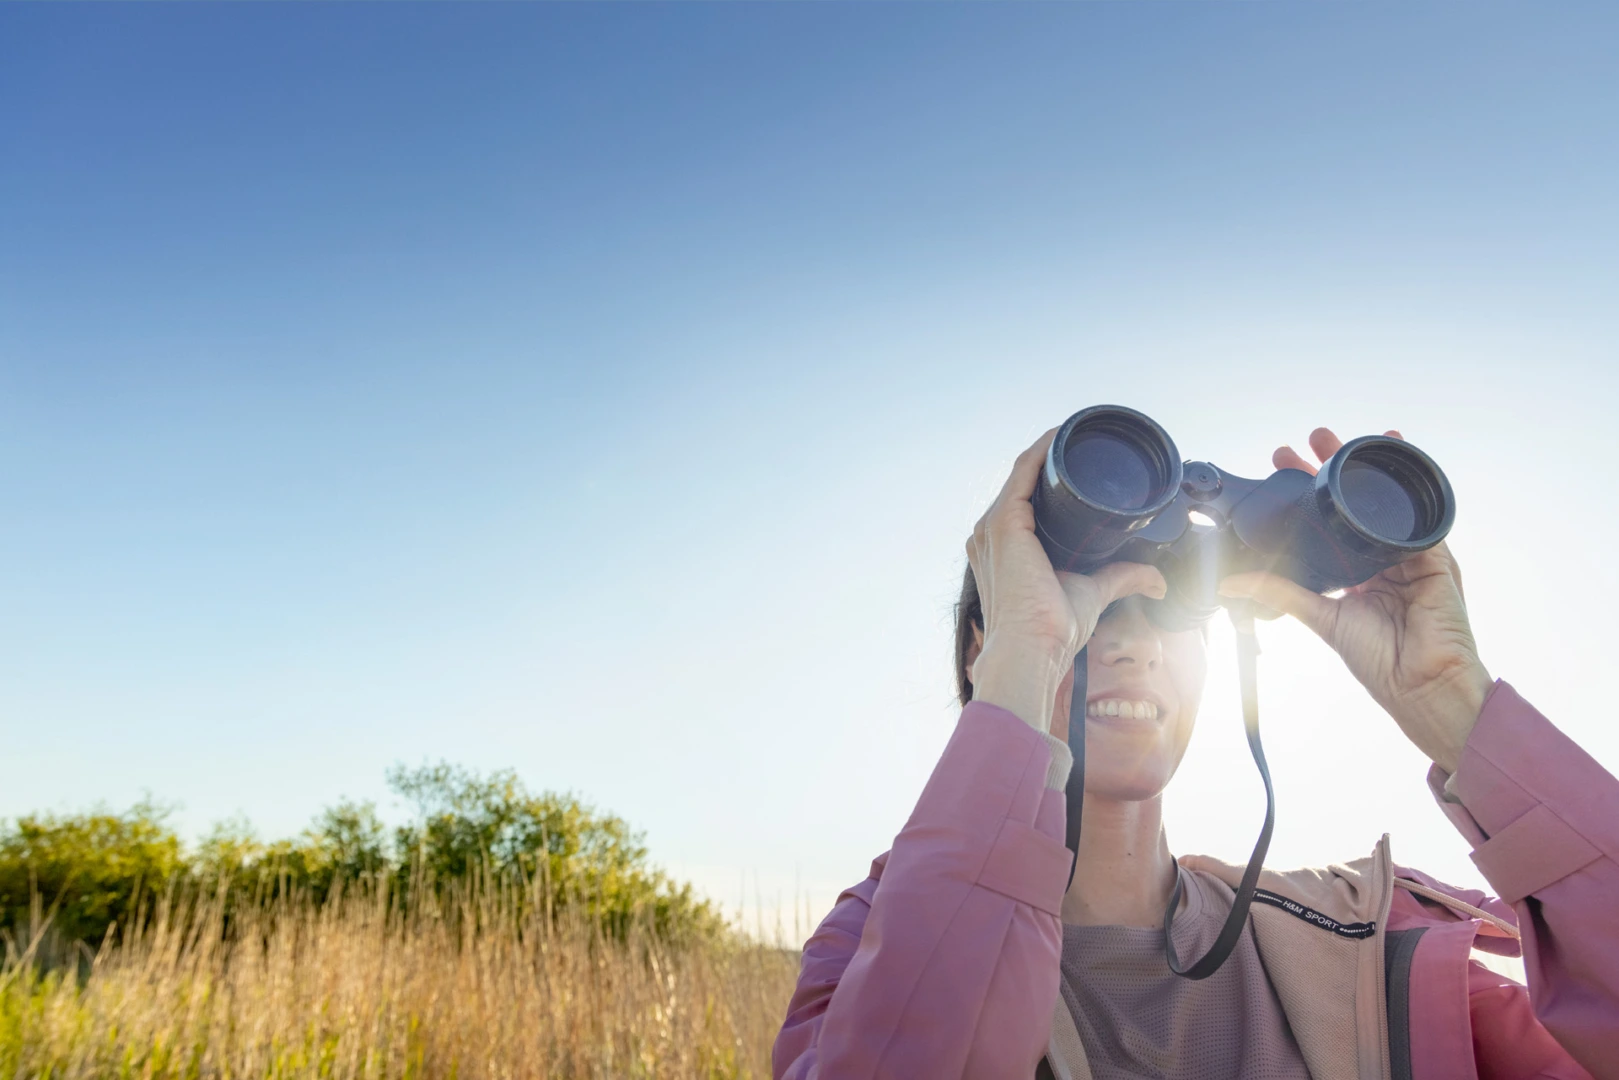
left=1327, top=440, right=1453, bottom=549
left=1064, top=432, right=1164, bottom=512
left=1035, top=405, right=1182, bottom=568
left=1337, top=459, right=1421, bottom=541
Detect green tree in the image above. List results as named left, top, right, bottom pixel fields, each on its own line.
left=0, top=766, right=727, bottom=954
left=387, top=762, right=724, bottom=941
left=193, top=801, right=388, bottom=900
left=302, top=799, right=389, bottom=889
left=0, top=800, right=184, bottom=949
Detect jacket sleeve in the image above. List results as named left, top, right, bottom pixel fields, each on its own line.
left=1466, top=959, right=1595, bottom=1080
left=771, top=702, right=1075, bottom=1080
left=1427, top=680, right=1619, bottom=1080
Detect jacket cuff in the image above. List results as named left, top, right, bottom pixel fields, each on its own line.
left=1042, top=732, right=1074, bottom=792
left=1429, top=680, right=1611, bottom=904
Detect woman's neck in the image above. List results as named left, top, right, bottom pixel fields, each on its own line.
left=1059, top=793, right=1179, bottom=928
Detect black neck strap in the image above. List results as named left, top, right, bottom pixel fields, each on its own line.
left=1062, top=607, right=1275, bottom=980
left=1063, top=647, right=1087, bottom=895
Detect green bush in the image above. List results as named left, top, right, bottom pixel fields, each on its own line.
left=193, top=798, right=390, bottom=900
left=0, top=764, right=726, bottom=954
left=0, top=800, right=183, bottom=950
left=387, top=763, right=725, bottom=943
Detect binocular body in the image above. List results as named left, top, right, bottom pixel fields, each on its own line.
left=1032, top=406, right=1456, bottom=630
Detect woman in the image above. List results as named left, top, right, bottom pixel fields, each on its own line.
left=772, top=424, right=1617, bottom=1080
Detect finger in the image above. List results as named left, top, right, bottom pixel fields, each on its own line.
left=1086, top=561, right=1168, bottom=608
left=1431, top=540, right=1465, bottom=603
left=991, top=426, right=1059, bottom=512
left=1308, top=427, right=1343, bottom=465
left=1272, top=445, right=1318, bottom=475
left=1218, top=571, right=1337, bottom=642
left=1384, top=429, right=1403, bottom=440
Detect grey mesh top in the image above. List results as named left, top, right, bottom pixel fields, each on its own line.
left=1057, top=867, right=1312, bottom=1080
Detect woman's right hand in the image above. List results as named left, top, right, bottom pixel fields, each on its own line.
left=966, top=427, right=1167, bottom=734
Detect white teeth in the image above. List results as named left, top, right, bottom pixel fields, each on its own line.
left=1087, top=699, right=1159, bottom=721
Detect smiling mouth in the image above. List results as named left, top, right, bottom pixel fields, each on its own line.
left=1086, top=698, right=1160, bottom=722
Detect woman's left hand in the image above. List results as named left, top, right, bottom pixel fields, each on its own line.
left=1217, top=427, right=1494, bottom=774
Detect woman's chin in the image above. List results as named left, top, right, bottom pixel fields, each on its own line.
left=1083, top=774, right=1173, bottom=803
left=1080, top=746, right=1177, bottom=802
left=1079, top=713, right=1194, bottom=801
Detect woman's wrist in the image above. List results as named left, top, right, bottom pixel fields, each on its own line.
left=1401, top=661, right=1494, bottom=775
left=970, top=635, right=1073, bottom=734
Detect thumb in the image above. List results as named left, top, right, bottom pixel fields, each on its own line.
left=1218, top=571, right=1337, bottom=641
left=1087, top=561, right=1168, bottom=609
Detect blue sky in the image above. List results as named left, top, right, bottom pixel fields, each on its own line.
left=3, top=4, right=1617, bottom=935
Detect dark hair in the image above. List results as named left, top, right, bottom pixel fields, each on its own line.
left=953, top=563, right=982, bottom=708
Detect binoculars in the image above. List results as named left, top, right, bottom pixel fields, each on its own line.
left=1032, top=405, right=1456, bottom=630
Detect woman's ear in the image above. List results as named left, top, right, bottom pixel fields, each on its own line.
left=966, top=621, right=985, bottom=683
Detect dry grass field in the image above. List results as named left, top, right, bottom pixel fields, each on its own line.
left=0, top=874, right=804, bottom=1080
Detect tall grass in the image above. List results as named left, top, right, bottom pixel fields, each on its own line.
left=0, top=867, right=803, bottom=1079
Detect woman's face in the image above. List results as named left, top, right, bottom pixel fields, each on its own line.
left=1057, top=594, right=1208, bottom=802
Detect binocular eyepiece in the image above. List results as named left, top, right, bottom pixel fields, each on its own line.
left=1032, top=406, right=1456, bottom=630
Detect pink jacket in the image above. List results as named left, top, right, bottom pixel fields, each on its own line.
left=773, top=682, right=1618, bottom=1080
